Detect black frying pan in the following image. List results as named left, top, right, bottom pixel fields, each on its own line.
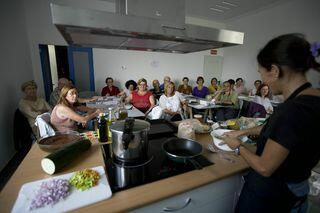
left=162, top=138, right=203, bottom=169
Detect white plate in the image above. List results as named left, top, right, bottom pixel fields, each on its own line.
left=210, top=129, right=248, bottom=152
left=12, top=166, right=112, bottom=213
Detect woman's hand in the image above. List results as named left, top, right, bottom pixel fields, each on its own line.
left=222, top=136, right=242, bottom=150
left=95, top=108, right=103, bottom=116
left=223, top=130, right=245, bottom=138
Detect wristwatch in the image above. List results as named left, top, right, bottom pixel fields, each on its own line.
left=234, top=146, right=241, bottom=155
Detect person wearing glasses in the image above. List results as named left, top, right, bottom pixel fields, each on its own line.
left=213, top=81, right=239, bottom=121
left=126, top=78, right=155, bottom=114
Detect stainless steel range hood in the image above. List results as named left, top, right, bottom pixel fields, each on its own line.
left=50, top=2, right=244, bottom=53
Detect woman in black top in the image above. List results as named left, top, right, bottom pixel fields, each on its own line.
left=223, top=34, right=320, bottom=212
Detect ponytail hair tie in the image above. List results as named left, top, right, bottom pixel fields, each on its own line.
left=311, top=42, right=320, bottom=58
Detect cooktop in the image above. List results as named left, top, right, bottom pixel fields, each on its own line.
left=102, top=136, right=214, bottom=193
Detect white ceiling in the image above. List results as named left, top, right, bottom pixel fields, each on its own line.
left=100, top=0, right=291, bottom=22
left=185, top=0, right=291, bottom=21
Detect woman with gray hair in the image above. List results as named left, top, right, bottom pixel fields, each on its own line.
left=18, top=80, right=52, bottom=134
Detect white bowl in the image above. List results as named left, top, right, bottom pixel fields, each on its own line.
left=124, top=104, right=133, bottom=110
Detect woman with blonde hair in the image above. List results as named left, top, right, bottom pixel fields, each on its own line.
left=19, top=80, right=52, bottom=134
left=126, top=78, right=155, bottom=114
left=50, top=85, right=101, bottom=132
left=159, top=82, right=187, bottom=121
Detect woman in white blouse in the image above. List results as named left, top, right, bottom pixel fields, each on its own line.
left=253, top=83, right=273, bottom=114
left=159, top=82, right=187, bottom=121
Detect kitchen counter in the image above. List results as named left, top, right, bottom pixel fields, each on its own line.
left=0, top=133, right=253, bottom=212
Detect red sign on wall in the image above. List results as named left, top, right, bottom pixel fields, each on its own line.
left=210, top=49, right=218, bottom=55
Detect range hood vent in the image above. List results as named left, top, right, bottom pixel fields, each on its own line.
left=50, top=2, right=244, bottom=53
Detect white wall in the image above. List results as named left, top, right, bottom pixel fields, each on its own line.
left=93, top=49, right=223, bottom=93
left=0, top=0, right=224, bottom=170
left=0, top=0, right=33, bottom=170
left=222, top=0, right=320, bottom=88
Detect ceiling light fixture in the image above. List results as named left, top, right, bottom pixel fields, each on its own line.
left=215, top=4, right=230, bottom=10
left=221, top=1, right=238, bottom=7
left=209, top=7, right=224, bottom=13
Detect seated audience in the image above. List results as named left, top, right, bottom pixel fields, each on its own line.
left=177, top=77, right=193, bottom=95
left=235, top=77, right=247, bottom=95
left=248, top=80, right=262, bottom=96
left=149, top=79, right=164, bottom=100
left=126, top=78, right=155, bottom=113
left=51, top=77, right=98, bottom=106
left=50, top=77, right=70, bottom=106
left=159, top=82, right=187, bottom=121
left=253, top=84, right=273, bottom=114
left=19, top=80, right=52, bottom=134
left=101, top=77, right=120, bottom=96
left=159, top=76, right=171, bottom=91
left=228, top=79, right=236, bottom=91
left=208, top=77, right=221, bottom=95
left=51, top=85, right=101, bottom=132
left=119, top=80, right=137, bottom=97
left=213, top=81, right=239, bottom=121
left=192, top=76, right=209, bottom=98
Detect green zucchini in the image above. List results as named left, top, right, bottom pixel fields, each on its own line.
left=41, top=139, right=91, bottom=175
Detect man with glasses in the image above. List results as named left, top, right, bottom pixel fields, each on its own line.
left=213, top=81, right=239, bottom=121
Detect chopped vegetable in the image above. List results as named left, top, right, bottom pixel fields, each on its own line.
left=69, top=169, right=100, bottom=191
left=29, top=179, right=70, bottom=210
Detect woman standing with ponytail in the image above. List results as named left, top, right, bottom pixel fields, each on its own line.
left=222, top=34, right=320, bottom=212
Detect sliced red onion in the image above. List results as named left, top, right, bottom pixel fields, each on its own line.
left=29, top=179, right=70, bottom=210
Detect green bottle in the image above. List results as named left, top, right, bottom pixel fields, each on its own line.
left=97, top=113, right=108, bottom=142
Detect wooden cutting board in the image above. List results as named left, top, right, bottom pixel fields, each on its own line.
left=12, top=166, right=112, bottom=213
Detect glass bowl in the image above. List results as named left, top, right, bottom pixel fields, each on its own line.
left=37, top=130, right=82, bottom=152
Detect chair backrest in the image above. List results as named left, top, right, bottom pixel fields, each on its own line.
left=35, top=112, right=55, bottom=138
left=247, top=102, right=267, bottom=118
left=13, top=109, right=34, bottom=150
left=238, top=100, right=251, bottom=118
left=238, top=100, right=267, bottom=118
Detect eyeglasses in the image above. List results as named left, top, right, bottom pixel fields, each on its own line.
left=139, top=83, right=147, bottom=86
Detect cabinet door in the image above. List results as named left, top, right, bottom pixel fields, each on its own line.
left=131, top=174, right=241, bottom=213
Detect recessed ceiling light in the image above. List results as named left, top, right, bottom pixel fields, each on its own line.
left=209, top=7, right=224, bottom=13
left=221, top=1, right=238, bottom=7
left=215, top=4, right=230, bottom=10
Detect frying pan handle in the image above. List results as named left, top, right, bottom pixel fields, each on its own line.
left=163, top=197, right=191, bottom=212
left=187, top=158, right=203, bottom=170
